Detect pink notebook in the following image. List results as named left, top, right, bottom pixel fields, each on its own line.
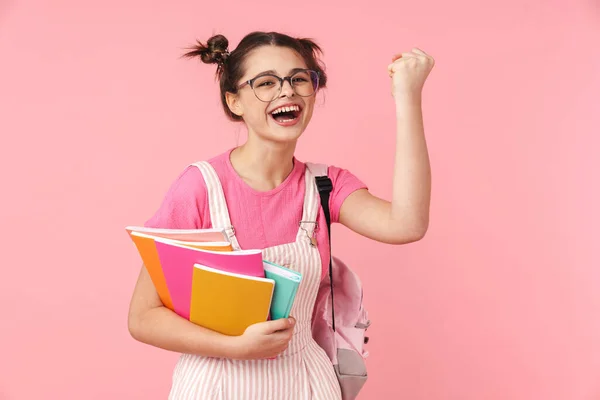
left=125, top=225, right=228, bottom=243
left=154, top=239, right=264, bottom=320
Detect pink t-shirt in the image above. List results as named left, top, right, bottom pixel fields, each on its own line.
left=144, top=148, right=367, bottom=279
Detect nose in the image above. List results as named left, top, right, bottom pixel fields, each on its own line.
left=279, top=78, right=295, bottom=97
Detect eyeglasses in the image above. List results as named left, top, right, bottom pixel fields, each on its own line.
left=237, top=69, right=320, bottom=102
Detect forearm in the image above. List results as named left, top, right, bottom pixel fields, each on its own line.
left=129, top=306, right=242, bottom=359
left=391, top=94, right=431, bottom=235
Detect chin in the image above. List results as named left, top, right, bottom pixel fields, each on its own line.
left=267, top=125, right=306, bottom=143
left=265, top=114, right=312, bottom=143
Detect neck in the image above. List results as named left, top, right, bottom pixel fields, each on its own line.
left=230, top=134, right=297, bottom=192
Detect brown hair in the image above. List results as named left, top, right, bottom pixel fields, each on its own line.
left=182, top=31, right=328, bottom=122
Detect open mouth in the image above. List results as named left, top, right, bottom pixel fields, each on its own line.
left=269, top=104, right=302, bottom=126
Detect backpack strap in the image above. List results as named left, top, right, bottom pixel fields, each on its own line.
left=306, top=162, right=336, bottom=332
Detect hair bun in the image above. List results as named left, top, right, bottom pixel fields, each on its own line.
left=183, top=34, right=230, bottom=66
left=206, top=35, right=229, bottom=63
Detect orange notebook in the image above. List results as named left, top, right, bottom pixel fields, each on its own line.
left=127, top=230, right=233, bottom=310
left=189, top=264, right=275, bottom=336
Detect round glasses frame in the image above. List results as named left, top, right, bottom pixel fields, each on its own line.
left=237, top=69, right=320, bottom=102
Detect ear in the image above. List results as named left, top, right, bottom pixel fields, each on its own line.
left=225, top=92, right=243, bottom=117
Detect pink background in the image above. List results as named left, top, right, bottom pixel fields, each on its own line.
left=1, top=1, right=599, bottom=399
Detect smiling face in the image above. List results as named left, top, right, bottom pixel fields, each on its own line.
left=225, top=45, right=318, bottom=144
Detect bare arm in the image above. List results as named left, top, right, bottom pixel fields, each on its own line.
left=127, top=265, right=240, bottom=358
left=339, top=48, right=434, bottom=245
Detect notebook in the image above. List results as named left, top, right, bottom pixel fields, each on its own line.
left=189, top=264, right=275, bottom=336
left=154, top=239, right=265, bottom=319
left=263, top=261, right=303, bottom=320
left=126, top=231, right=234, bottom=311
left=125, top=225, right=228, bottom=243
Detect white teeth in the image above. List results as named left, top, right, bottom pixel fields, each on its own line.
left=271, top=105, right=300, bottom=115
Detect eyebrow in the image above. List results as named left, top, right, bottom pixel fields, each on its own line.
left=250, top=68, right=307, bottom=79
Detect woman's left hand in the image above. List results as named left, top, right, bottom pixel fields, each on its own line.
left=388, top=48, right=435, bottom=99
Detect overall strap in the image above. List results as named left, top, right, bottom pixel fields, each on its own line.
left=305, top=162, right=336, bottom=332
left=296, top=164, right=321, bottom=243
left=191, top=161, right=241, bottom=250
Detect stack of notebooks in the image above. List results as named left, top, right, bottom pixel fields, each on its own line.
left=126, top=226, right=302, bottom=336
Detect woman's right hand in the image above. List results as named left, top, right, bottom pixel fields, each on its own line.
left=232, top=317, right=296, bottom=360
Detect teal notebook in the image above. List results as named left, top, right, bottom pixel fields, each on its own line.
left=263, top=261, right=302, bottom=320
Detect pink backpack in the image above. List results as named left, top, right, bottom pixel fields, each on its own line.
left=307, top=163, right=371, bottom=400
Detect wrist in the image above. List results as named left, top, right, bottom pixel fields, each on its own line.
left=395, top=95, right=422, bottom=118
left=221, top=335, right=247, bottom=360
left=393, top=90, right=422, bottom=106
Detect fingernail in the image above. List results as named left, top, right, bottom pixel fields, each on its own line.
left=288, top=318, right=295, bottom=325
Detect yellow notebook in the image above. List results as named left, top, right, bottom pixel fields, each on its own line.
left=189, top=264, right=275, bottom=336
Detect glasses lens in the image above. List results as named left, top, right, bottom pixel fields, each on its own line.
left=251, top=70, right=320, bottom=101
left=291, top=70, right=319, bottom=97
left=252, top=75, right=281, bottom=102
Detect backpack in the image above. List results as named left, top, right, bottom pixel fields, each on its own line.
left=307, top=163, right=371, bottom=400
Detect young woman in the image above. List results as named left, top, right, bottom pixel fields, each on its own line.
left=128, top=31, right=434, bottom=399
